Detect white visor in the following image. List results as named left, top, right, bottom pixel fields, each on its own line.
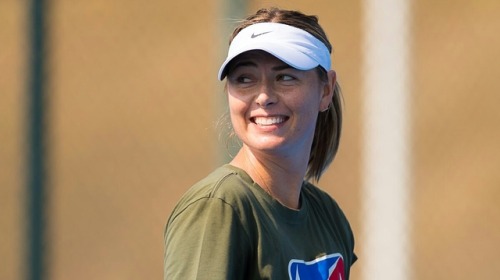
left=218, top=22, right=331, bottom=80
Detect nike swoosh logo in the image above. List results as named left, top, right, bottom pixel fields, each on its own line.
left=251, top=31, right=272, bottom=38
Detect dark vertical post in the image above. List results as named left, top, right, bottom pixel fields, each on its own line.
left=27, top=0, right=49, bottom=279
left=216, top=0, right=247, bottom=164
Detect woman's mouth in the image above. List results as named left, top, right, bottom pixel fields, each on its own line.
left=251, top=116, right=288, bottom=126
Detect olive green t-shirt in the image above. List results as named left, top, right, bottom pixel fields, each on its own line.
left=164, top=164, right=356, bottom=279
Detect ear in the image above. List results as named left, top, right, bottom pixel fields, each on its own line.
left=319, top=70, right=336, bottom=112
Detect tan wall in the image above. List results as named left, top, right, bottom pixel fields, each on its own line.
left=1, top=1, right=26, bottom=279
left=1, top=0, right=499, bottom=279
left=413, top=0, right=500, bottom=278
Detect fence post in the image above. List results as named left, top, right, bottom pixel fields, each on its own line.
left=361, top=0, right=412, bottom=279
left=27, top=0, right=49, bottom=279
left=216, top=0, right=248, bottom=164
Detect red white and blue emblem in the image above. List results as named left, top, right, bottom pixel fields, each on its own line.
left=288, top=253, right=345, bottom=280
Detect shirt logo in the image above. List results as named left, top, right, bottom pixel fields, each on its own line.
left=288, top=253, right=345, bottom=280
left=251, top=31, right=272, bottom=38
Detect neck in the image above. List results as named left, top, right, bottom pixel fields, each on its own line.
left=230, top=146, right=309, bottom=209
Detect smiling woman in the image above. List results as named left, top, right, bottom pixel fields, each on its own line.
left=164, top=7, right=356, bottom=280
left=226, top=51, right=331, bottom=179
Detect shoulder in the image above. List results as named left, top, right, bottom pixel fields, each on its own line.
left=302, top=181, right=351, bottom=226
left=167, top=165, right=257, bottom=224
left=164, top=166, right=257, bottom=279
left=302, top=182, right=358, bottom=265
left=302, top=182, right=342, bottom=211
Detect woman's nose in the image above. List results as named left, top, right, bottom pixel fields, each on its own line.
left=255, top=83, right=277, bottom=108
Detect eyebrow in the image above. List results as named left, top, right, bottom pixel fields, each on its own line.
left=229, top=60, right=293, bottom=72
left=230, top=61, right=257, bottom=70
left=272, top=64, right=293, bottom=71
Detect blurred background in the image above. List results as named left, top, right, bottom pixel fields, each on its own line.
left=1, top=0, right=499, bottom=279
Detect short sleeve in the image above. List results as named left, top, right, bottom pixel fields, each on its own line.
left=164, top=197, right=251, bottom=280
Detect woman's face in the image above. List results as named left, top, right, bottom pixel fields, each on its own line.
left=226, top=50, right=334, bottom=157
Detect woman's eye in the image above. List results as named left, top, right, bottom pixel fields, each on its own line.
left=278, top=74, right=295, bottom=82
left=237, top=76, right=252, bottom=83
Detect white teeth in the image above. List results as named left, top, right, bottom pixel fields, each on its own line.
left=254, top=116, right=285, bottom=125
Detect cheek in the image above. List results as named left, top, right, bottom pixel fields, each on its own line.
left=289, top=90, right=322, bottom=115
left=228, top=93, right=248, bottom=115
left=287, top=89, right=322, bottom=129
left=227, top=93, right=251, bottom=133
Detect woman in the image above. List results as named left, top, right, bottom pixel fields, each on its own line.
left=164, top=8, right=356, bottom=279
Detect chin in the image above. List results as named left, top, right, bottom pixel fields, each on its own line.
left=245, top=137, right=288, bottom=153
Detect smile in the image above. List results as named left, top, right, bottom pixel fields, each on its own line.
left=252, top=116, right=288, bottom=126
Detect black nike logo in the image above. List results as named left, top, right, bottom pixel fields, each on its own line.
left=251, top=31, right=272, bottom=38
